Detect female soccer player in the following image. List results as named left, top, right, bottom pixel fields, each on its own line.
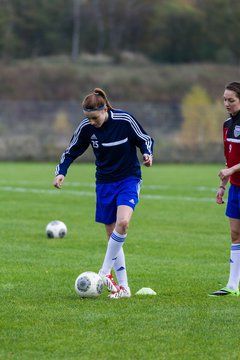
left=209, top=81, right=240, bottom=297
left=53, top=88, right=154, bottom=299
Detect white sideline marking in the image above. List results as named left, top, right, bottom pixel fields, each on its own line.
left=0, top=186, right=94, bottom=196
left=0, top=180, right=217, bottom=192
left=0, top=186, right=215, bottom=202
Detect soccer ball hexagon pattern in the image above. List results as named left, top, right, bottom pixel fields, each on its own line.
left=75, top=271, right=104, bottom=298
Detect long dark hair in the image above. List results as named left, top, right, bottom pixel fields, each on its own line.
left=225, top=82, right=240, bottom=99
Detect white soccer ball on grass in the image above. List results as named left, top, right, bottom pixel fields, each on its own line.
left=46, top=220, right=67, bottom=238
left=75, top=271, right=104, bottom=298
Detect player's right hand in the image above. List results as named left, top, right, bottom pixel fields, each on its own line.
left=216, top=188, right=224, bottom=204
left=53, top=174, right=65, bottom=189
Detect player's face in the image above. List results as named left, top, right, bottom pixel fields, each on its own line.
left=84, top=109, right=108, bottom=128
left=223, top=89, right=240, bottom=115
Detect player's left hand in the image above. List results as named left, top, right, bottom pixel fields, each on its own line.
left=143, top=154, right=153, bottom=167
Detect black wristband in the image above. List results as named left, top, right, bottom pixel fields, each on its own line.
left=219, top=185, right=226, bottom=190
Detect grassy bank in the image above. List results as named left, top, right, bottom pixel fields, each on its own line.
left=0, top=55, right=239, bottom=101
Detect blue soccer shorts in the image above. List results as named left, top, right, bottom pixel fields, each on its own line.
left=95, top=176, right=142, bottom=225
left=226, top=184, right=240, bottom=219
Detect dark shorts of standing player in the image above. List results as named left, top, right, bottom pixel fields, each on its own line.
left=226, top=184, right=240, bottom=219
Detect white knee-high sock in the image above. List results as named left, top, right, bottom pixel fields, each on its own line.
left=114, top=247, right=128, bottom=288
left=226, top=243, right=240, bottom=290
left=100, top=230, right=127, bottom=276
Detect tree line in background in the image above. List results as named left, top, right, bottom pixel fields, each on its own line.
left=0, top=0, right=240, bottom=64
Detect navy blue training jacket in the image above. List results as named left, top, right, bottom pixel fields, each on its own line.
left=55, top=109, right=154, bottom=183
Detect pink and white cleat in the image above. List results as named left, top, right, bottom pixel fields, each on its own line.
left=108, top=286, right=131, bottom=299
left=99, top=271, right=119, bottom=293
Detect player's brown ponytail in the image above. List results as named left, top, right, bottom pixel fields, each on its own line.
left=82, top=88, right=114, bottom=111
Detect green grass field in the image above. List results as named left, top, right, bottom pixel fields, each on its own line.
left=1, top=162, right=240, bottom=360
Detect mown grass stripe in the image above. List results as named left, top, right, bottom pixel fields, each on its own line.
left=0, top=185, right=215, bottom=202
